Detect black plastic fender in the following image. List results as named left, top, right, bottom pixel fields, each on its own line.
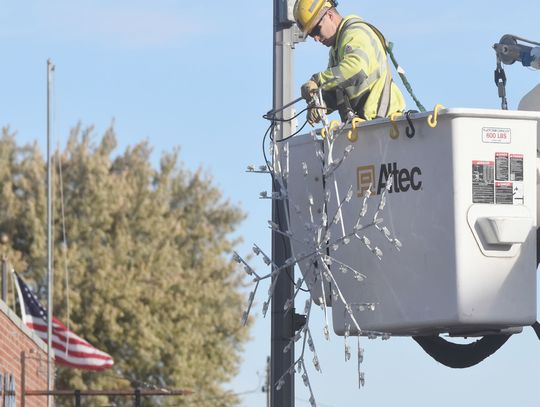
left=412, top=334, right=512, bottom=368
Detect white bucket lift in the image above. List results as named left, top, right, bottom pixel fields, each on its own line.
left=286, top=108, right=540, bottom=340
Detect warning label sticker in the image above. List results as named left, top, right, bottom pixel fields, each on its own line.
left=495, top=152, right=509, bottom=180
left=482, top=127, right=511, bottom=144
left=495, top=182, right=513, bottom=204
left=510, top=154, right=524, bottom=181
left=472, top=153, right=525, bottom=205
left=472, top=161, right=494, bottom=203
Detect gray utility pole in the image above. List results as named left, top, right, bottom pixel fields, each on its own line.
left=265, top=356, right=271, bottom=407
left=271, top=1, right=304, bottom=407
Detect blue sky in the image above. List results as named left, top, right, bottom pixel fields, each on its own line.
left=2, top=1, right=540, bottom=406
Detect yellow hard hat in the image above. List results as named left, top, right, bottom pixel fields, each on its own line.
left=293, top=0, right=334, bottom=34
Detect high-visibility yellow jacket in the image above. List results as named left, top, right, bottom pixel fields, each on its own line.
left=313, top=15, right=406, bottom=120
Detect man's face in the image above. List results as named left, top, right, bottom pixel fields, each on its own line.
left=309, top=10, right=337, bottom=47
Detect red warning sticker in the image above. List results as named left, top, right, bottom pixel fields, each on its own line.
left=495, top=152, right=509, bottom=180
left=510, top=154, right=523, bottom=181
left=472, top=161, right=494, bottom=203
left=495, top=181, right=513, bottom=204
left=473, top=153, right=525, bottom=205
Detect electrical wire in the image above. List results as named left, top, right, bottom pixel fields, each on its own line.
left=271, top=118, right=311, bottom=143
left=263, top=104, right=330, bottom=143
left=263, top=106, right=309, bottom=122
left=261, top=119, right=310, bottom=293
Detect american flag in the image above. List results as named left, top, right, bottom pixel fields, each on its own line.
left=14, top=272, right=114, bottom=371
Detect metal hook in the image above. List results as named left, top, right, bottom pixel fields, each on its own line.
left=347, top=117, right=364, bottom=142
left=427, top=104, right=445, bottom=128
left=405, top=111, right=416, bottom=138
left=389, top=112, right=402, bottom=139
left=321, top=120, right=341, bottom=139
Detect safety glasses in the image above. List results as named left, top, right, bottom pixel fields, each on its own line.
left=308, top=11, right=328, bottom=38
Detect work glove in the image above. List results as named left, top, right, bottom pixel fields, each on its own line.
left=301, top=80, right=319, bottom=101
left=307, top=98, right=326, bottom=126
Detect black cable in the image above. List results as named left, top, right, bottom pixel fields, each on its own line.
left=263, top=106, right=309, bottom=122
left=261, top=122, right=274, bottom=174
left=261, top=96, right=335, bottom=294
left=261, top=119, right=309, bottom=293
left=264, top=103, right=331, bottom=126
left=265, top=100, right=327, bottom=143
left=271, top=119, right=311, bottom=143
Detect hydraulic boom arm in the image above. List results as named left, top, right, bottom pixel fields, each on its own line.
left=493, top=34, right=540, bottom=109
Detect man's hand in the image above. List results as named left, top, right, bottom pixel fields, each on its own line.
left=301, top=80, right=318, bottom=101
left=307, top=107, right=321, bottom=125
left=307, top=98, right=326, bottom=125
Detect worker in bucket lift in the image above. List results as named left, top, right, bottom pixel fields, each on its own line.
left=293, top=0, right=406, bottom=125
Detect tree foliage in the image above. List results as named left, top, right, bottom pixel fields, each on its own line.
left=0, top=125, right=249, bottom=406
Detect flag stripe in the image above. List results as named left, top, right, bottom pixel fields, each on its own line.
left=52, top=357, right=113, bottom=371
left=14, top=273, right=114, bottom=370
left=28, top=322, right=96, bottom=346
left=27, top=328, right=114, bottom=360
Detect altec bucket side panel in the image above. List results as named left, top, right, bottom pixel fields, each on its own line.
left=454, top=115, right=537, bottom=330
left=323, top=109, right=539, bottom=336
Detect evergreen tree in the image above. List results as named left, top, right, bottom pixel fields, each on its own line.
left=0, top=126, right=249, bottom=406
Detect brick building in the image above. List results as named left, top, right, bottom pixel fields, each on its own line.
left=0, top=299, right=49, bottom=407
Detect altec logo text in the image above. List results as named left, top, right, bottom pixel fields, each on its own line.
left=356, top=163, right=422, bottom=196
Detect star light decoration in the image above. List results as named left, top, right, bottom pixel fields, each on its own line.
left=237, top=114, right=402, bottom=406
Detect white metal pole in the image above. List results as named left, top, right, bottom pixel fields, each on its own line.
left=46, top=58, right=55, bottom=407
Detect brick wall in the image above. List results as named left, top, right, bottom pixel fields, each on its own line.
left=0, top=300, right=49, bottom=407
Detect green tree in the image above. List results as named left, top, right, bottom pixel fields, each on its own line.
left=0, top=125, right=249, bottom=407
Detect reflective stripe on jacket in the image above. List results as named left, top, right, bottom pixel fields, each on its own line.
left=314, top=15, right=405, bottom=120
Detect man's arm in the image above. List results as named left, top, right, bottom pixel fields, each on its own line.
left=314, top=25, right=381, bottom=91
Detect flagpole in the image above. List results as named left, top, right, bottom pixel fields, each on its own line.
left=47, top=58, right=55, bottom=407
